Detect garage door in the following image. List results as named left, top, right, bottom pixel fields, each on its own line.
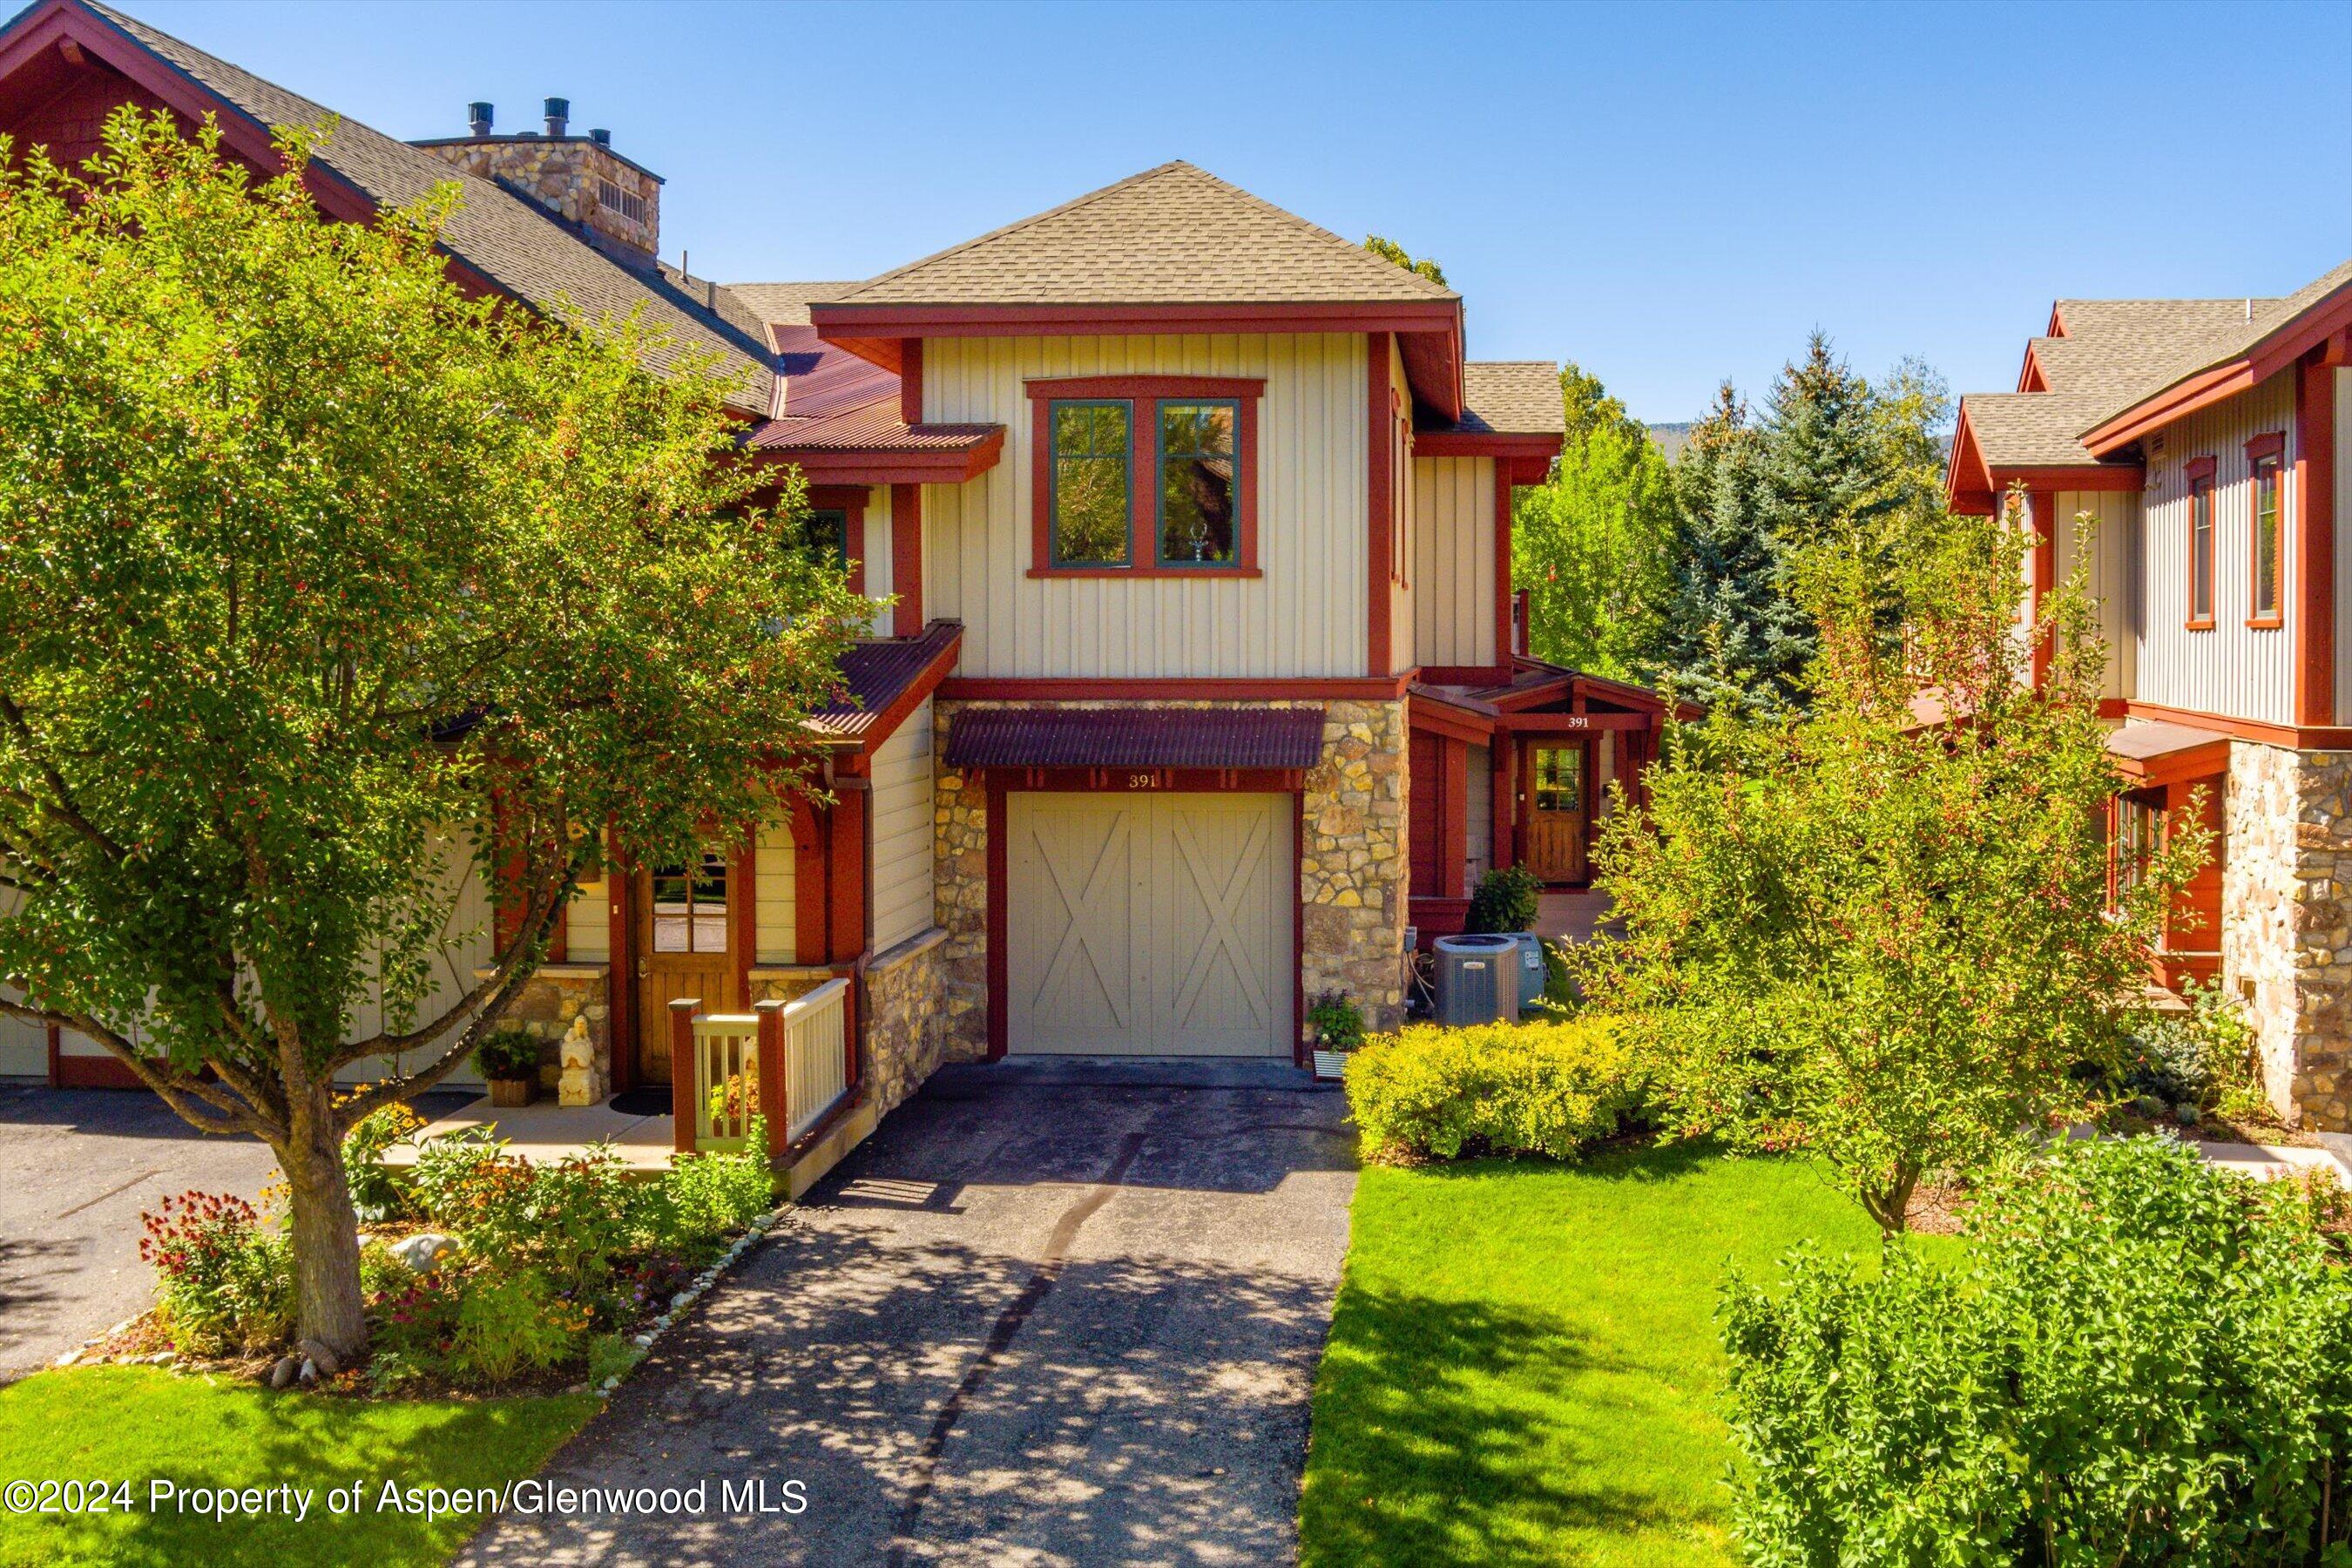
left=1007, top=792, right=1293, bottom=1057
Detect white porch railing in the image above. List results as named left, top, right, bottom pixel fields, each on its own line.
left=672, top=977, right=856, bottom=1158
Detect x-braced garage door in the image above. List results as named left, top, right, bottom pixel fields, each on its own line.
left=1006, top=792, right=1293, bottom=1057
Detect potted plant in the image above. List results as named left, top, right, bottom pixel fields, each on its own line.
left=474, top=1027, right=543, bottom=1108
left=1308, top=992, right=1365, bottom=1082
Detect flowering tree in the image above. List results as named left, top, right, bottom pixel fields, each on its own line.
left=0, top=112, right=868, bottom=1356
left=1578, top=497, right=2203, bottom=1231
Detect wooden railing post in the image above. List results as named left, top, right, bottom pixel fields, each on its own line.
left=669, top=997, right=700, bottom=1153
left=754, top=997, right=787, bottom=1162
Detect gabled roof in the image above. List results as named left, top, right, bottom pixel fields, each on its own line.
left=3, top=1, right=777, bottom=414
left=1427, top=362, right=1565, bottom=437
left=1948, top=256, right=2352, bottom=507
left=821, top=162, right=1460, bottom=308
left=810, top=619, right=963, bottom=748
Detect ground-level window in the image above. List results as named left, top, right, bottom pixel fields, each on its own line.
left=799, top=507, right=850, bottom=567
left=2248, top=434, right=2285, bottom=627
left=2186, top=457, right=2217, bottom=630
left=2112, top=794, right=2164, bottom=906
left=650, top=848, right=730, bottom=953
left=1533, top=747, right=1584, bottom=814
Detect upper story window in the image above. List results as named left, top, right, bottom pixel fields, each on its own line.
left=1027, top=376, right=1263, bottom=578
left=2186, top=456, right=2217, bottom=631
left=2247, top=432, right=2286, bottom=629
left=799, top=507, right=851, bottom=566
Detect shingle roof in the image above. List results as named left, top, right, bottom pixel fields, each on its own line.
left=1961, top=260, right=2352, bottom=471
left=1422, top=362, right=1564, bottom=437
left=81, top=2, right=776, bottom=413
left=729, top=282, right=864, bottom=330
left=820, top=162, right=1461, bottom=308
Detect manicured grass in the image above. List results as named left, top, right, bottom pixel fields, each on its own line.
left=0, top=1367, right=595, bottom=1566
left=1301, top=1145, right=1959, bottom=1567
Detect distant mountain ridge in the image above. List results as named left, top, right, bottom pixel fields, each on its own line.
left=1646, top=422, right=1696, bottom=462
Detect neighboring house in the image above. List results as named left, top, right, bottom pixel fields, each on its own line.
left=0, top=2, right=1683, bottom=1131
left=1946, top=258, right=2352, bottom=1128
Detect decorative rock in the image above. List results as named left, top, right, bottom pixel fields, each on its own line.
left=634, top=1333, right=654, bottom=1347
left=298, top=1358, right=318, bottom=1383
left=297, top=1338, right=341, bottom=1375
left=51, top=1349, right=78, bottom=1369
left=268, top=1355, right=301, bottom=1389
left=388, top=1233, right=461, bottom=1274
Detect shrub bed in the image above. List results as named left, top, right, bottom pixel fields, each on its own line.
left=129, top=1113, right=779, bottom=1398
left=1721, top=1135, right=2352, bottom=1565
left=1346, top=1017, right=1645, bottom=1162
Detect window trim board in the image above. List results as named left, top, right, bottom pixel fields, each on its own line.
left=2247, top=434, right=2287, bottom=630
left=1025, top=375, right=1263, bottom=578
left=2185, top=456, right=2218, bottom=632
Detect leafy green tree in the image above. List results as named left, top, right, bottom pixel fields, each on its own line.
left=1513, top=362, right=1672, bottom=678
left=1578, top=500, right=2200, bottom=1232
left=0, top=112, right=868, bottom=1356
left=1362, top=235, right=1447, bottom=287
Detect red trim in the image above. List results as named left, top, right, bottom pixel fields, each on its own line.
left=1418, top=664, right=1514, bottom=688
left=1368, top=332, right=1395, bottom=675
left=1439, top=735, right=1469, bottom=900
left=2247, top=442, right=2286, bottom=630
left=52, top=1046, right=146, bottom=1089
left=899, top=338, right=923, bottom=426
left=1990, top=464, right=2145, bottom=492
left=937, top=673, right=1412, bottom=701
left=2120, top=698, right=2352, bottom=750
left=668, top=1002, right=695, bottom=1153
left=1493, top=463, right=1515, bottom=670
left=1408, top=897, right=1470, bottom=944
left=984, top=774, right=1008, bottom=1060
left=2297, top=360, right=2336, bottom=725
left=1490, top=733, right=1515, bottom=873
left=1024, top=377, right=1262, bottom=577
left=1408, top=696, right=1493, bottom=745
left=1410, top=431, right=1561, bottom=460
left=809, top=485, right=868, bottom=597
left=2110, top=737, right=2233, bottom=787
left=753, top=429, right=1003, bottom=487
left=606, top=833, right=634, bottom=1093
left=963, top=766, right=1305, bottom=794
left=2029, top=489, right=2056, bottom=687
left=827, top=784, right=868, bottom=964
left=889, top=483, right=924, bottom=635
left=2186, top=460, right=2218, bottom=631
left=1499, top=711, right=1656, bottom=733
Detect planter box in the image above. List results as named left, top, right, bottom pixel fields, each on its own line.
left=487, top=1076, right=536, bottom=1109
left=1313, top=1050, right=1350, bottom=1084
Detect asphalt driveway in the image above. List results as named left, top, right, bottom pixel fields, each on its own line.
left=464, top=1058, right=1358, bottom=1567
left=0, top=1084, right=282, bottom=1380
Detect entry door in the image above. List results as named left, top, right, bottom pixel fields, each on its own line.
left=1007, top=793, right=1292, bottom=1057
left=636, top=848, right=737, bottom=1085
left=1524, top=744, right=1588, bottom=884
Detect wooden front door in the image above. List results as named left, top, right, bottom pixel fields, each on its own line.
left=635, top=848, right=739, bottom=1085
left=1524, top=743, right=1589, bottom=884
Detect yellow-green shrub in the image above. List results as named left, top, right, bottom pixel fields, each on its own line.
left=1346, top=1017, right=1644, bottom=1162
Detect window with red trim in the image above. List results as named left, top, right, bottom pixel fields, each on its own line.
left=2186, top=456, right=2217, bottom=630
left=2247, top=432, right=2286, bottom=629
left=1025, top=376, right=1262, bottom=577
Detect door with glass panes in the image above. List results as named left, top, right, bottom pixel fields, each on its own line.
left=636, top=848, right=736, bottom=1084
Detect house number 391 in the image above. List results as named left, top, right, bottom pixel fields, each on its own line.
left=1129, top=773, right=1160, bottom=788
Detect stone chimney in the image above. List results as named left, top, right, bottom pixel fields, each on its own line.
left=411, top=98, right=662, bottom=267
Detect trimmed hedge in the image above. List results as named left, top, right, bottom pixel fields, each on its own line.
left=1346, top=1017, right=1644, bottom=1162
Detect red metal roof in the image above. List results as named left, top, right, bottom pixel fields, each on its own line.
left=751, top=396, right=1000, bottom=453
left=810, top=621, right=963, bottom=740
left=944, top=706, right=1326, bottom=770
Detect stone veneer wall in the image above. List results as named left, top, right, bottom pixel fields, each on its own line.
left=932, top=698, right=1410, bottom=1055
left=417, top=139, right=659, bottom=259
left=483, top=963, right=610, bottom=1106
left=2220, top=741, right=2352, bottom=1128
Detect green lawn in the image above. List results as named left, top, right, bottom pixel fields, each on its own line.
left=0, top=1367, right=595, bottom=1567
left=1301, top=1145, right=1957, bottom=1567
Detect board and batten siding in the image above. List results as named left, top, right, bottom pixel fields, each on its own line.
left=2134, top=368, right=2298, bottom=728
left=754, top=808, right=798, bottom=964
left=1414, top=456, right=1497, bottom=668
left=335, top=841, right=494, bottom=1086
left=1387, top=336, right=1416, bottom=674
left=2051, top=488, right=2139, bottom=702
left=921, top=334, right=1369, bottom=678
left=1465, top=743, right=1493, bottom=887
left=858, top=483, right=895, bottom=638
left=869, top=696, right=936, bottom=951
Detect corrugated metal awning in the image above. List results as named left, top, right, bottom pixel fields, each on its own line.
left=944, top=706, right=1325, bottom=771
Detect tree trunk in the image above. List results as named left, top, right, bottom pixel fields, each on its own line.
left=1862, top=1166, right=1919, bottom=1236
left=278, top=1099, right=368, bottom=1363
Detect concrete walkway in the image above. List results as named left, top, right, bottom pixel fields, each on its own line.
left=463, top=1058, right=1357, bottom=1567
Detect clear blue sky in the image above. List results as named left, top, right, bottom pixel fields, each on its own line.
left=124, top=0, right=2352, bottom=423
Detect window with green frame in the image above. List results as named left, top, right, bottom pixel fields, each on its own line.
left=1156, top=400, right=1239, bottom=565
left=793, top=506, right=850, bottom=568
left=1049, top=401, right=1132, bottom=565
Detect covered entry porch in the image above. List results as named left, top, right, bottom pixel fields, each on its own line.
left=1406, top=660, right=1686, bottom=943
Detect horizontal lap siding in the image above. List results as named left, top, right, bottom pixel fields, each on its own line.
left=923, top=334, right=1367, bottom=677
left=1413, top=456, right=1496, bottom=667
left=870, top=697, right=936, bottom=951
left=756, top=809, right=796, bottom=964
left=2137, top=370, right=2297, bottom=727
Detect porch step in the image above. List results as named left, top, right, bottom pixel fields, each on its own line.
left=780, top=1095, right=879, bottom=1202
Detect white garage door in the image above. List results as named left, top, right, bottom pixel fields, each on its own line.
left=1007, top=792, right=1293, bottom=1057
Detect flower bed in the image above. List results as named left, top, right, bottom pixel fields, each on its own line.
left=79, top=1105, right=781, bottom=1401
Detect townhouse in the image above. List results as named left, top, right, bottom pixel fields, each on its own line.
left=0, top=1, right=1687, bottom=1133
left=1948, top=258, right=2352, bottom=1127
